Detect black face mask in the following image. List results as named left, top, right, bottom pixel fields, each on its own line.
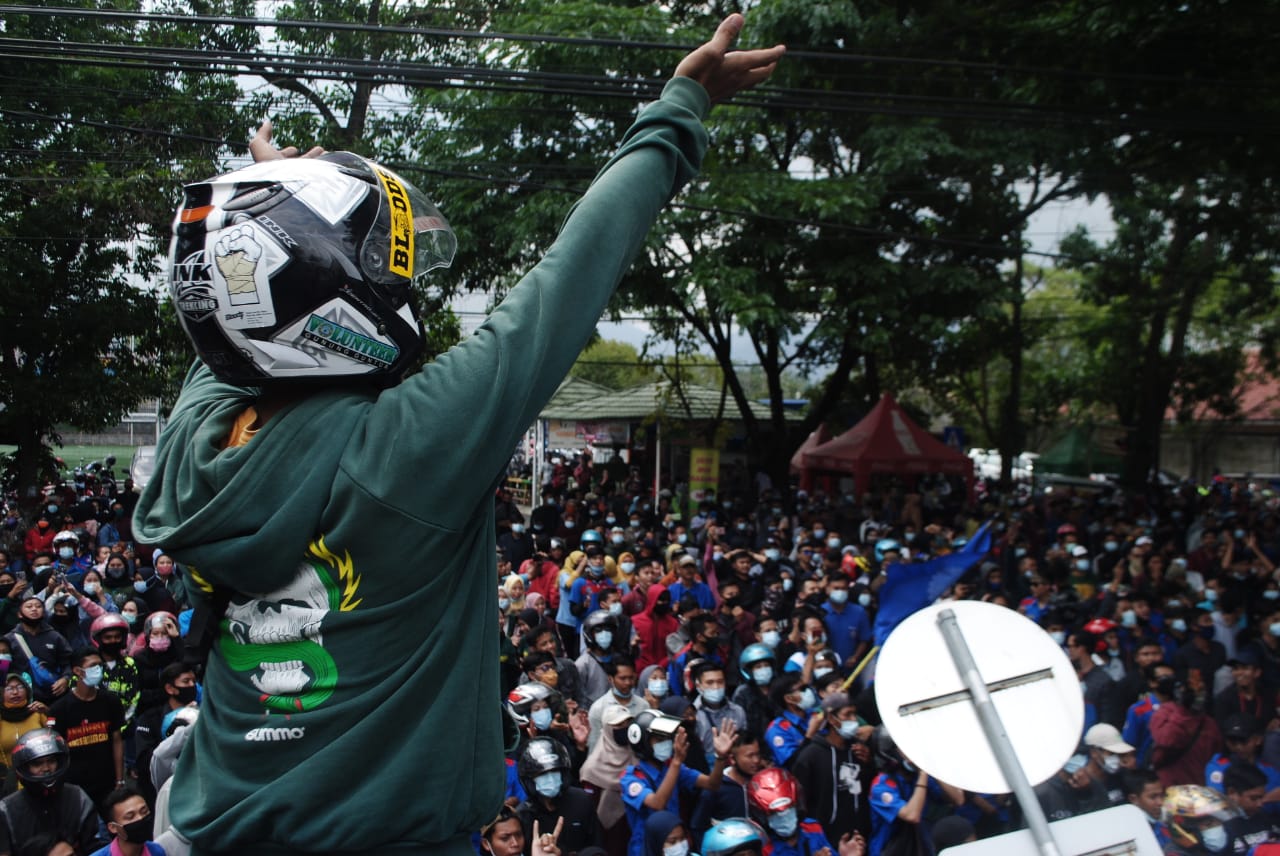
left=120, top=814, right=154, bottom=843
left=612, top=726, right=631, bottom=747
left=173, top=685, right=198, bottom=705
left=0, top=584, right=11, bottom=599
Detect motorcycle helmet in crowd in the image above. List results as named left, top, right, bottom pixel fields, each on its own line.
left=702, top=818, right=767, bottom=856
left=517, top=737, right=572, bottom=801
left=505, top=682, right=560, bottom=728
left=626, top=709, right=684, bottom=763
left=12, top=728, right=70, bottom=798
left=1164, top=785, right=1235, bottom=853
left=738, top=643, right=775, bottom=685
left=582, top=610, right=618, bottom=652
left=747, top=767, right=803, bottom=839
left=168, top=153, right=456, bottom=385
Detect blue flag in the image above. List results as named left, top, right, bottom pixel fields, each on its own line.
left=872, top=521, right=994, bottom=646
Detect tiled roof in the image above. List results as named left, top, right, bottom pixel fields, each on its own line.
left=541, top=381, right=801, bottom=423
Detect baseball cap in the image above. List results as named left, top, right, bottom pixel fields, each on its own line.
left=1135, top=535, right=1154, bottom=546
left=1084, top=723, right=1135, bottom=754
left=1229, top=648, right=1261, bottom=668
left=677, top=554, right=698, bottom=567
left=1223, top=714, right=1260, bottom=741
left=820, top=692, right=853, bottom=714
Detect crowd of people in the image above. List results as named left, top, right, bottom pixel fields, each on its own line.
left=0, top=484, right=197, bottom=855
left=485, top=459, right=1280, bottom=856
left=3, top=457, right=1280, bottom=854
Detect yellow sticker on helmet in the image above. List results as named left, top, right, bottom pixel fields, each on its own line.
left=374, top=166, right=414, bottom=279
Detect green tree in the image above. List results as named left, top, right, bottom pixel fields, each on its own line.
left=570, top=339, right=657, bottom=390
left=0, top=1, right=253, bottom=494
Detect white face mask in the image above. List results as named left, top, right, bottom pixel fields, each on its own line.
left=814, top=667, right=834, bottom=679
left=1200, top=824, right=1228, bottom=852
left=663, top=841, right=689, bottom=856
left=761, top=630, right=781, bottom=649
left=837, top=719, right=859, bottom=740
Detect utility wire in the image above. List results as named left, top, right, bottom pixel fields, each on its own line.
left=4, top=3, right=1275, bottom=91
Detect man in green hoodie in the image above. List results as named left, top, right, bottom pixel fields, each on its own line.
left=133, top=15, right=783, bottom=856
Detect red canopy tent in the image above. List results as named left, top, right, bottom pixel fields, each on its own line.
left=797, top=393, right=974, bottom=496
left=789, top=423, right=832, bottom=474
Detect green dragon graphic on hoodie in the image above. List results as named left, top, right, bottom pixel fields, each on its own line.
left=133, top=77, right=710, bottom=856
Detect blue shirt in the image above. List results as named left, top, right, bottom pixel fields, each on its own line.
left=668, top=580, right=716, bottom=611
left=620, top=760, right=702, bottom=856
left=1123, top=693, right=1161, bottom=768
left=764, top=819, right=831, bottom=856
left=765, top=711, right=807, bottom=767
left=822, top=601, right=872, bottom=665
left=870, top=772, right=942, bottom=856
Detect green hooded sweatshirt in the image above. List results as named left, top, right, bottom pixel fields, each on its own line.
left=133, top=77, right=710, bottom=855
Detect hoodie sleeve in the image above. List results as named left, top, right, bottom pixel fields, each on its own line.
left=350, top=78, right=711, bottom=526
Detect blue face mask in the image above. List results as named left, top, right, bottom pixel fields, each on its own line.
left=768, top=807, right=798, bottom=838
left=652, top=739, right=674, bottom=762
left=797, top=687, right=818, bottom=712
left=752, top=665, right=774, bottom=685
left=761, top=630, right=781, bottom=649
left=700, top=686, right=725, bottom=705
left=133, top=580, right=148, bottom=593
left=594, top=630, right=613, bottom=650
left=533, top=771, right=562, bottom=799
left=648, top=678, right=669, bottom=698
left=58, top=547, right=75, bottom=561
left=81, top=665, right=104, bottom=688
left=531, top=707, right=553, bottom=731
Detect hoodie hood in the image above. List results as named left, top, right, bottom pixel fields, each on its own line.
left=133, top=364, right=373, bottom=593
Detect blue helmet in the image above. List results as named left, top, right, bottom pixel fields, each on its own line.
left=738, top=643, right=775, bottom=681
left=702, top=818, right=766, bottom=856
left=875, top=538, right=902, bottom=563
left=579, top=529, right=604, bottom=545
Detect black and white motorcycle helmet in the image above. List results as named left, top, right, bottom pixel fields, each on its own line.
left=11, top=728, right=70, bottom=797
left=168, top=152, right=456, bottom=385
left=626, top=709, right=683, bottom=762
left=505, top=682, right=561, bottom=728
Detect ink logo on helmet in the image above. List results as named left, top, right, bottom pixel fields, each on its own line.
left=172, top=250, right=219, bottom=323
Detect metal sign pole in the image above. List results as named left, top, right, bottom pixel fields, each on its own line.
left=935, top=608, right=1063, bottom=856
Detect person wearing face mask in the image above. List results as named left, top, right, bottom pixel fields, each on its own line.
left=764, top=674, right=819, bottom=767
left=748, top=767, right=865, bottom=856
left=692, top=662, right=747, bottom=767
left=131, top=612, right=184, bottom=716
left=620, top=709, right=736, bottom=856
left=1026, top=752, right=1109, bottom=824
left=48, top=647, right=126, bottom=806
left=1162, top=784, right=1238, bottom=855
left=1172, top=608, right=1228, bottom=699
left=0, top=570, right=30, bottom=635
left=1151, top=667, right=1224, bottom=789
left=50, top=531, right=90, bottom=586
left=643, top=810, right=693, bottom=856
left=569, top=546, right=620, bottom=624
left=668, top=554, right=715, bottom=612
left=691, top=731, right=768, bottom=847
left=1082, top=723, right=1136, bottom=805
left=132, top=566, right=179, bottom=618
left=131, top=662, right=197, bottom=803
left=733, top=643, right=780, bottom=740
left=579, top=705, right=639, bottom=854
left=576, top=610, right=621, bottom=703
left=5, top=593, right=72, bottom=704
left=1124, top=661, right=1175, bottom=769
left=91, top=785, right=167, bottom=856
left=517, top=737, right=603, bottom=856
left=1066, top=629, right=1124, bottom=728
left=633, top=585, right=678, bottom=673
left=820, top=575, right=870, bottom=674
left=588, top=655, right=647, bottom=752
left=790, top=693, right=873, bottom=846
left=667, top=615, right=726, bottom=700
left=89, top=615, right=141, bottom=733
left=22, top=515, right=57, bottom=565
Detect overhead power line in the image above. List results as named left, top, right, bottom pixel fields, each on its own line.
left=3, top=3, right=1275, bottom=91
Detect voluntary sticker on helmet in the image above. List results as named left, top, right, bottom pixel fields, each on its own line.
left=301, top=314, right=399, bottom=368
left=172, top=250, right=219, bottom=323
left=373, top=166, right=414, bottom=279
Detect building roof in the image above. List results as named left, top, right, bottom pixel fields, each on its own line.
left=541, top=381, right=801, bottom=423
left=1166, top=349, right=1280, bottom=424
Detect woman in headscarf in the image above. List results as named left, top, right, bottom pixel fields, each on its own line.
left=133, top=611, right=185, bottom=715
left=0, top=672, right=46, bottom=793
left=643, top=810, right=690, bottom=856
left=556, top=549, right=586, bottom=659
left=101, top=550, right=135, bottom=601
left=580, top=703, right=638, bottom=856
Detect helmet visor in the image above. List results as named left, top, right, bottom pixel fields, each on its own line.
left=363, top=163, right=456, bottom=285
